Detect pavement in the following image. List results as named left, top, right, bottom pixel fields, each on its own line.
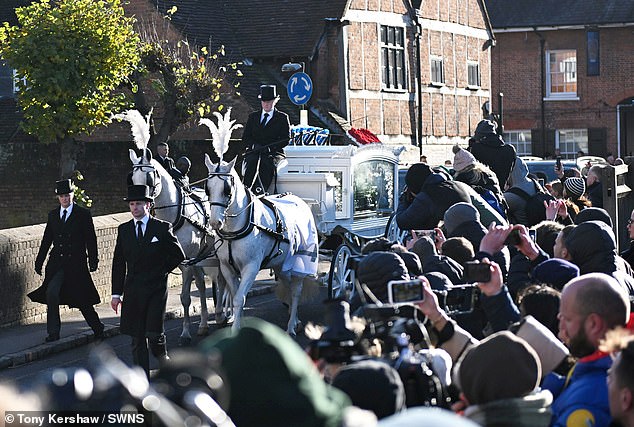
left=0, top=273, right=280, bottom=371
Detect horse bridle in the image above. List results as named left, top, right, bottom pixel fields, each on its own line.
left=206, top=172, right=235, bottom=209
left=129, top=162, right=161, bottom=200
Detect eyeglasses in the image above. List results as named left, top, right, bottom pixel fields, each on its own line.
left=628, top=219, right=634, bottom=226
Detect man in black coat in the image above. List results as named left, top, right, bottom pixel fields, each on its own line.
left=29, top=179, right=103, bottom=343
left=111, top=185, right=185, bottom=377
left=155, top=141, right=176, bottom=173
left=241, top=84, right=291, bottom=195
left=468, top=119, right=516, bottom=188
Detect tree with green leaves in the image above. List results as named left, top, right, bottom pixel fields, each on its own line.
left=0, top=0, right=140, bottom=179
left=132, top=9, right=241, bottom=147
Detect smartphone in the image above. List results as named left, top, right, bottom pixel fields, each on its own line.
left=412, top=230, right=436, bottom=242
left=504, top=229, right=521, bottom=246
left=556, top=156, right=562, bottom=171
left=463, top=261, right=492, bottom=283
left=387, top=279, right=425, bottom=304
left=528, top=229, right=537, bottom=243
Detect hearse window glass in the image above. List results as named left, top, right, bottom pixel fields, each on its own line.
left=353, top=160, right=395, bottom=218
left=315, top=170, right=343, bottom=214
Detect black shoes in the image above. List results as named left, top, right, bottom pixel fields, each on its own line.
left=45, top=334, right=60, bottom=342
left=93, top=325, right=105, bottom=341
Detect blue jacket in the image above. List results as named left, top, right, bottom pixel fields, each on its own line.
left=543, top=354, right=612, bottom=427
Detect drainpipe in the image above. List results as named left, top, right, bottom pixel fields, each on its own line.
left=415, top=22, right=423, bottom=157
left=617, top=104, right=622, bottom=158
left=535, top=29, right=546, bottom=157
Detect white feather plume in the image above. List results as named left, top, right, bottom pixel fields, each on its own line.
left=112, top=109, right=151, bottom=150
left=199, top=108, right=242, bottom=159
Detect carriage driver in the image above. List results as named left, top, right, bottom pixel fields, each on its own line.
left=241, top=84, right=291, bottom=195
left=111, top=184, right=185, bottom=377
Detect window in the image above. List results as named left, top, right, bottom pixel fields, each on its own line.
left=467, top=61, right=480, bottom=88
left=380, top=25, right=406, bottom=90
left=547, top=50, right=577, bottom=98
left=505, top=130, right=532, bottom=156
left=430, top=56, right=444, bottom=85
left=557, top=129, right=588, bottom=158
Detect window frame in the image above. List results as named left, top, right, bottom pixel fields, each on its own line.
left=546, top=49, right=578, bottom=100
left=467, top=61, right=480, bottom=89
left=556, top=128, right=588, bottom=159
left=380, top=25, right=407, bottom=91
left=505, top=130, right=532, bottom=157
left=430, top=55, right=445, bottom=86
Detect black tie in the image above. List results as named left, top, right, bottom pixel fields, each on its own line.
left=260, top=113, right=269, bottom=126
left=61, top=209, right=67, bottom=223
left=136, top=221, right=143, bottom=240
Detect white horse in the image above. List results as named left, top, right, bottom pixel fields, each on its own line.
left=129, top=148, right=225, bottom=344
left=203, top=156, right=319, bottom=335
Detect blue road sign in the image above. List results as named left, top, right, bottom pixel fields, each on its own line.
left=287, top=72, right=313, bottom=105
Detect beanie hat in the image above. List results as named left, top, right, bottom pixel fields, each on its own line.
left=423, top=271, right=453, bottom=291
left=356, top=251, right=409, bottom=302
left=574, top=207, right=613, bottom=228
left=456, top=331, right=541, bottom=405
left=563, top=177, right=586, bottom=199
left=405, top=163, right=432, bottom=194
left=452, top=146, right=477, bottom=173
left=332, top=360, right=405, bottom=420
left=199, top=317, right=350, bottom=427
left=411, top=236, right=436, bottom=262
left=474, top=119, right=497, bottom=138
left=532, top=258, right=580, bottom=291
left=443, top=202, right=480, bottom=235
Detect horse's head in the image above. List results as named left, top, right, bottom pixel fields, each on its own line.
left=204, top=154, right=238, bottom=231
left=128, top=148, right=162, bottom=199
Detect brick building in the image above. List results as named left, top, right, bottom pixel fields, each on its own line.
left=486, top=0, right=634, bottom=159
left=0, top=0, right=495, bottom=228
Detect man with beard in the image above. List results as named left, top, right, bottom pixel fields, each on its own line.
left=543, top=273, right=630, bottom=427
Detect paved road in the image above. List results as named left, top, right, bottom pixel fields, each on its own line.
left=1, top=286, right=329, bottom=390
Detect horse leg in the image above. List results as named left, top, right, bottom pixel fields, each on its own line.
left=286, top=276, right=304, bottom=337
left=179, top=266, right=193, bottom=346
left=193, top=266, right=209, bottom=336
left=231, top=265, right=259, bottom=332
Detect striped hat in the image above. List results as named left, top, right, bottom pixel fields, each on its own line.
left=563, top=177, right=586, bottom=199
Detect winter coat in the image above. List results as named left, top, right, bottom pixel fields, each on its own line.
left=469, top=134, right=517, bottom=188
left=28, top=204, right=100, bottom=308
left=565, top=220, right=634, bottom=296
left=395, top=172, right=471, bottom=230
left=464, top=390, right=553, bottom=427
left=586, top=181, right=603, bottom=208
left=543, top=355, right=612, bottom=427
left=504, top=158, right=539, bottom=226
left=454, top=163, right=508, bottom=215
left=111, top=216, right=185, bottom=337
left=421, top=254, right=464, bottom=285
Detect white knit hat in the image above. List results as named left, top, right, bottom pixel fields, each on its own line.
left=453, top=146, right=476, bottom=172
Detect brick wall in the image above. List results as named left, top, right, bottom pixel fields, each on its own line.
left=0, top=213, right=129, bottom=327
left=491, top=27, right=634, bottom=156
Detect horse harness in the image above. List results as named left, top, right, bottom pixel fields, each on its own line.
left=130, top=160, right=216, bottom=264
left=207, top=171, right=290, bottom=272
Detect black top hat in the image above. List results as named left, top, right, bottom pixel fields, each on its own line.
left=55, top=179, right=74, bottom=195
left=258, top=85, right=279, bottom=101
left=124, top=185, right=153, bottom=202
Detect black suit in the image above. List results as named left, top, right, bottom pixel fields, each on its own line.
left=29, top=203, right=102, bottom=338
left=241, top=108, right=290, bottom=194
left=111, top=216, right=185, bottom=375
left=156, top=155, right=176, bottom=174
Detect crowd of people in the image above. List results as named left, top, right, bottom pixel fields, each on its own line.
left=12, top=114, right=634, bottom=427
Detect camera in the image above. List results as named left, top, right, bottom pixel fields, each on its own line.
left=412, top=230, right=436, bottom=242
left=463, top=261, right=492, bottom=283
left=388, top=279, right=424, bottom=304
left=435, top=284, right=480, bottom=316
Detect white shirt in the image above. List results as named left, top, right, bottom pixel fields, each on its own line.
left=260, top=109, right=274, bottom=125
left=59, top=203, right=73, bottom=220
left=135, top=215, right=149, bottom=237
